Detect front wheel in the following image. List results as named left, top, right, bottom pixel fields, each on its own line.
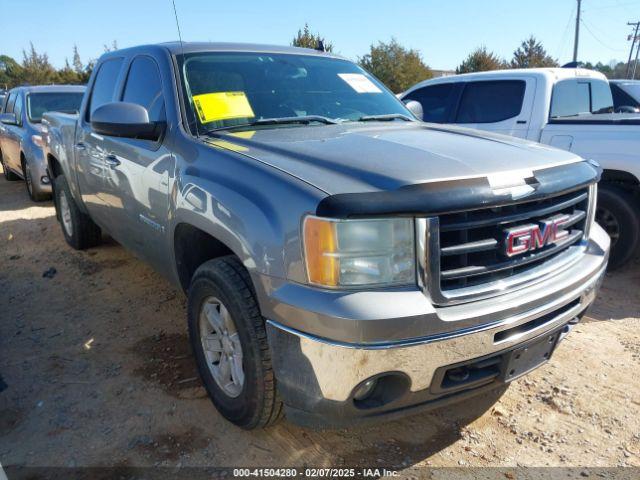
left=596, top=185, right=640, bottom=269
left=188, top=256, right=283, bottom=429
left=23, top=158, right=50, bottom=202
left=54, top=175, right=102, bottom=250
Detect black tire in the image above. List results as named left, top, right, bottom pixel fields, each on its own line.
left=188, top=256, right=283, bottom=429
left=1, top=150, right=20, bottom=181
left=23, top=157, right=50, bottom=202
left=53, top=175, right=102, bottom=250
left=596, top=185, right=640, bottom=269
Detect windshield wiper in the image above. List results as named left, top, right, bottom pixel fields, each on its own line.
left=356, top=113, right=415, bottom=122
left=206, top=115, right=339, bottom=133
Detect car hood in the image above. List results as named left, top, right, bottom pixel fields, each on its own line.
left=204, top=122, right=584, bottom=194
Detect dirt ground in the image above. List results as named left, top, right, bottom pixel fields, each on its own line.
left=0, top=169, right=639, bottom=479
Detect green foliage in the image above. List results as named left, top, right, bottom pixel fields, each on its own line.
left=0, top=43, right=99, bottom=89
left=358, top=39, right=432, bottom=93
left=457, top=47, right=506, bottom=74
left=292, top=24, right=333, bottom=52
left=511, top=36, right=558, bottom=68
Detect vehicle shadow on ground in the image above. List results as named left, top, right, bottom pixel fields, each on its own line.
left=582, top=256, right=640, bottom=322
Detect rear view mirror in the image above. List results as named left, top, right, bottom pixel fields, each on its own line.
left=91, top=102, right=164, bottom=140
left=403, top=100, right=424, bottom=121
left=0, top=113, right=17, bottom=125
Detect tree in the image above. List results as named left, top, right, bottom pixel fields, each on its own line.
left=456, top=47, right=506, bottom=74
left=511, top=36, right=558, bottom=68
left=21, top=43, right=58, bottom=85
left=358, top=39, right=432, bottom=93
left=291, top=23, right=333, bottom=52
left=0, top=55, right=23, bottom=89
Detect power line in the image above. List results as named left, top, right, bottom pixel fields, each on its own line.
left=580, top=18, right=627, bottom=52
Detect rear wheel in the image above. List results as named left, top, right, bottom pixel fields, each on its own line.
left=596, top=185, right=640, bottom=269
left=1, top=150, right=19, bottom=181
left=188, top=256, right=283, bottom=429
left=54, top=175, right=102, bottom=250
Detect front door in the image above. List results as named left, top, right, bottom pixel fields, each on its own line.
left=100, top=55, right=171, bottom=272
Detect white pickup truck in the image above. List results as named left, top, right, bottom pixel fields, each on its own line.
left=400, top=68, right=640, bottom=268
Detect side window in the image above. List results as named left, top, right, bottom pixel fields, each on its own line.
left=550, top=80, right=590, bottom=118
left=13, top=94, right=23, bottom=124
left=122, top=56, right=166, bottom=122
left=87, top=58, right=124, bottom=121
left=455, top=81, right=525, bottom=123
left=404, top=83, right=456, bottom=123
left=590, top=80, right=614, bottom=114
left=4, top=92, right=16, bottom=114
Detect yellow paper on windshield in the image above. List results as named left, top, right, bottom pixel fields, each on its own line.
left=192, top=92, right=254, bottom=123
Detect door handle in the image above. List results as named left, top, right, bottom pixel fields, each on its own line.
left=74, top=142, right=86, bottom=151
left=105, top=155, right=121, bottom=168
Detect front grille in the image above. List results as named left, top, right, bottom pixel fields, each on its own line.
left=424, top=186, right=592, bottom=305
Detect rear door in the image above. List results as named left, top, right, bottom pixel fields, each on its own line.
left=75, top=57, right=125, bottom=226
left=453, top=79, right=536, bottom=138
left=3, top=91, right=24, bottom=174
left=99, top=54, right=171, bottom=267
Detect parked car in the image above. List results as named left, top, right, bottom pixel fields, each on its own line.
left=400, top=68, right=640, bottom=268
left=0, top=85, right=85, bottom=201
left=43, top=43, right=609, bottom=429
left=609, top=79, right=640, bottom=113
left=0, top=91, right=6, bottom=113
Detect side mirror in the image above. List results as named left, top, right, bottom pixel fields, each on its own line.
left=614, top=105, right=640, bottom=114
left=91, top=102, right=164, bottom=140
left=0, top=113, right=18, bottom=125
left=403, top=100, right=424, bottom=121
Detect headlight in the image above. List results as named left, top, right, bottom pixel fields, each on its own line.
left=302, top=216, right=415, bottom=288
left=32, top=134, right=44, bottom=148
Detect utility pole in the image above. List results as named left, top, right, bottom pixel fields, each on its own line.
left=627, top=21, right=640, bottom=78
left=573, top=0, right=582, bottom=62
left=633, top=35, right=640, bottom=79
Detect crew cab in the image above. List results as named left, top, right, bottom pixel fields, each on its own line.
left=0, top=85, right=85, bottom=200
left=400, top=68, right=640, bottom=268
left=42, top=43, right=608, bottom=429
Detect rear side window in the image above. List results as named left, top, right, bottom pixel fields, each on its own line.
left=404, top=83, right=457, bottom=123
left=122, top=56, right=166, bottom=122
left=590, top=80, right=614, bottom=114
left=550, top=80, right=590, bottom=117
left=455, top=80, right=525, bottom=123
left=87, top=58, right=124, bottom=120
left=611, top=84, right=639, bottom=108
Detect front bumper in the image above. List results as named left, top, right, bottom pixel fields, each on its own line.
left=264, top=225, right=609, bottom=427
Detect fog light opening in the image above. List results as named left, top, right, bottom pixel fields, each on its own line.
left=41, top=175, right=50, bottom=185
left=353, top=379, right=377, bottom=402
left=352, top=373, right=410, bottom=410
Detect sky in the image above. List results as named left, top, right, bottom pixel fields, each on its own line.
left=2, top=0, right=639, bottom=71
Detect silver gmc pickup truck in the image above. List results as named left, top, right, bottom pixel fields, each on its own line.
left=42, top=42, right=609, bottom=429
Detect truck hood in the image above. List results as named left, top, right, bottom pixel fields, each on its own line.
left=204, top=122, right=584, bottom=194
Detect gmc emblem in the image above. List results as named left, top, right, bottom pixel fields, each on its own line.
left=504, top=214, right=571, bottom=257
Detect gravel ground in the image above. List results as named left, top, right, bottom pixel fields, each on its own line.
left=0, top=169, right=638, bottom=479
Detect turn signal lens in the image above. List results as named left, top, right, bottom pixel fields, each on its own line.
left=302, top=215, right=415, bottom=288
left=31, top=134, right=44, bottom=147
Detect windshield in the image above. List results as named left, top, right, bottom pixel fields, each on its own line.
left=181, top=52, right=411, bottom=132
left=27, top=92, right=85, bottom=123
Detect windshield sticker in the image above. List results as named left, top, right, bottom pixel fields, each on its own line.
left=338, top=73, right=382, bottom=94
left=192, top=92, right=255, bottom=123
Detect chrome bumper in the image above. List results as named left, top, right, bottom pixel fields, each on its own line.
left=265, top=224, right=609, bottom=421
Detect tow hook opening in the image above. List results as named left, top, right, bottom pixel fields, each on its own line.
left=352, top=373, right=410, bottom=410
